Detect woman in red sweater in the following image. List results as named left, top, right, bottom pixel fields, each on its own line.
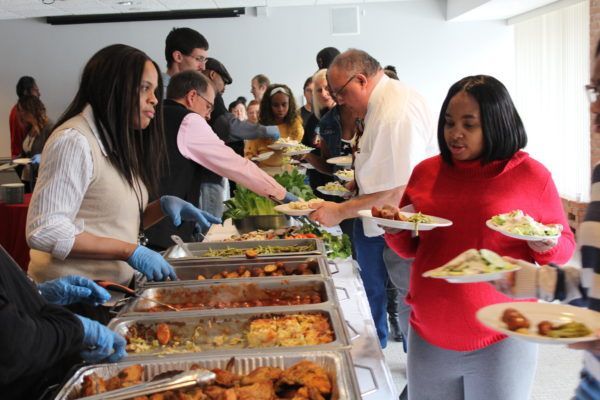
left=384, top=75, right=575, bottom=400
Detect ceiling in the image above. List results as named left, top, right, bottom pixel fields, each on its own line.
left=0, top=0, right=563, bottom=21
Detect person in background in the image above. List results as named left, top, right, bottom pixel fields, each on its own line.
left=383, top=75, right=575, bottom=400
left=316, top=46, right=340, bottom=70
left=228, top=98, right=247, bottom=121
left=310, top=50, right=434, bottom=354
left=251, top=74, right=270, bottom=102
left=299, top=76, right=314, bottom=126
left=0, top=245, right=127, bottom=400
left=246, top=99, right=260, bottom=124
left=162, top=27, right=209, bottom=90
left=201, top=58, right=280, bottom=215
left=26, top=44, right=218, bottom=323
left=17, top=95, right=52, bottom=192
left=146, top=71, right=295, bottom=250
left=247, top=84, right=304, bottom=171
left=9, top=76, right=40, bottom=159
left=384, top=65, right=399, bottom=80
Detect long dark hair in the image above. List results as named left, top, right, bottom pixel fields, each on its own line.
left=19, top=95, right=48, bottom=135
left=438, top=75, right=527, bottom=165
left=54, top=44, right=166, bottom=196
left=258, top=84, right=298, bottom=125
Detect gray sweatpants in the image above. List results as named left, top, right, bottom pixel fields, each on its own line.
left=407, top=327, right=538, bottom=400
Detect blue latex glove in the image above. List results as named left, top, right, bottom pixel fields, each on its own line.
left=264, top=125, right=280, bottom=141
left=160, top=195, right=221, bottom=231
left=38, top=275, right=111, bottom=306
left=282, top=191, right=300, bottom=203
left=76, top=315, right=126, bottom=363
left=127, top=245, right=177, bottom=281
left=30, top=154, right=41, bottom=165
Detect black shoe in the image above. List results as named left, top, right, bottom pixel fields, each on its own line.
left=387, top=288, right=404, bottom=342
left=399, top=384, right=408, bottom=400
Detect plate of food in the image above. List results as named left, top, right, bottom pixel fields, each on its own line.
left=359, top=206, right=452, bottom=233
left=326, top=156, right=352, bottom=167
left=334, top=169, right=354, bottom=182
left=423, top=249, right=520, bottom=283
left=477, top=302, right=600, bottom=344
left=274, top=198, right=324, bottom=216
left=317, top=182, right=351, bottom=197
left=251, top=151, right=274, bottom=162
left=486, top=210, right=561, bottom=241
left=267, top=138, right=299, bottom=150
left=12, top=158, right=31, bottom=165
left=284, top=144, right=314, bottom=156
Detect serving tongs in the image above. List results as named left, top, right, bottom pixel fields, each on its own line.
left=78, top=369, right=216, bottom=400
left=95, top=280, right=180, bottom=312
left=268, top=195, right=322, bottom=231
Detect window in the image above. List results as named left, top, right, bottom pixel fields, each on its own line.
left=512, top=0, right=590, bottom=201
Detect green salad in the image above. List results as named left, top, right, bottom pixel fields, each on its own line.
left=491, top=210, right=560, bottom=237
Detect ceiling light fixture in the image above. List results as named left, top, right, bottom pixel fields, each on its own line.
left=117, top=1, right=134, bottom=5
left=42, top=0, right=55, bottom=4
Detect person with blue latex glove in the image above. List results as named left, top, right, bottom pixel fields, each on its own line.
left=38, top=275, right=111, bottom=305
left=160, top=195, right=221, bottom=231
left=30, top=153, right=41, bottom=165
left=77, top=315, right=127, bottom=363
left=282, top=191, right=300, bottom=203
left=264, top=125, right=280, bottom=141
left=127, top=245, right=177, bottom=281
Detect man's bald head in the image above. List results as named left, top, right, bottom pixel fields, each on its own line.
left=329, top=49, right=381, bottom=78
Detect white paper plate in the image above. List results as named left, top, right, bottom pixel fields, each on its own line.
left=300, top=163, right=314, bottom=170
left=485, top=219, right=560, bottom=242
left=284, top=148, right=314, bottom=156
left=274, top=203, right=316, bottom=216
left=267, top=141, right=297, bottom=150
left=251, top=151, right=274, bottom=162
left=423, top=265, right=520, bottom=283
left=326, top=156, right=352, bottom=167
left=12, top=158, right=31, bottom=165
left=358, top=209, right=453, bottom=231
left=317, top=186, right=351, bottom=198
left=477, top=302, right=600, bottom=344
left=334, top=170, right=354, bottom=182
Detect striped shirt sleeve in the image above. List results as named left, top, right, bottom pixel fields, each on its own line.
left=579, top=164, right=600, bottom=312
left=25, top=130, right=93, bottom=260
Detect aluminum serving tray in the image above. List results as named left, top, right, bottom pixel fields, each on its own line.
left=144, top=256, right=335, bottom=287
left=116, top=277, right=338, bottom=317
left=54, top=350, right=362, bottom=400
left=108, top=305, right=351, bottom=360
left=163, top=238, right=326, bottom=261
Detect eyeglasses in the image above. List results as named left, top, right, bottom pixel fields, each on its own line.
left=328, top=74, right=357, bottom=100
left=187, top=54, right=207, bottom=64
left=196, top=91, right=213, bottom=113
left=586, top=84, right=600, bottom=103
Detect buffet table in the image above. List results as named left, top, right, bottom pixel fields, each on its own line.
left=203, top=222, right=398, bottom=399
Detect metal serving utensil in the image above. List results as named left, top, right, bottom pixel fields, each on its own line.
left=171, top=234, right=196, bottom=258
left=94, top=280, right=180, bottom=312
left=78, top=369, right=216, bottom=400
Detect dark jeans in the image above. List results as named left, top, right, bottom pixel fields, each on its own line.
left=576, top=369, right=600, bottom=400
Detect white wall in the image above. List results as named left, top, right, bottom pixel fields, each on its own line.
left=0, top=0, right=514, bottom=157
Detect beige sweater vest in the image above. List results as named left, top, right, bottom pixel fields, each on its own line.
left=29, top=112, right=148, bottom=286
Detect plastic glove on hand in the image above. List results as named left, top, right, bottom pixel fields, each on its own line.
left=77, top=315, right=126, bottom=363
left=127, top=245, right=177, bottom=281
left=30, top=154, right=41, bottom=165
left=282, top=191, right=300, bottom=204
left=38, top=275, right=111, bottom=305
left=160, top=195, right=221, bottom=230
left=264, top=125, right=281, bottom=141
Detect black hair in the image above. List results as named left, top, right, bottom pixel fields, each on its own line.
left=316, top=47, right=340, bottom=69
left=18, top=95, right=48, bottom=133
left=165, top=27, right=209, bottom=68
left=16, top=76, right=37, bottom=98
left=303, top=76, right=313, bottom=90
left=167, top=70, right=210, bottom=100
left=228, top=99, right=245, bottom=112
left=236, top=96, right=247, bottom=106
left=54, top=44, right=166, bottom=196
left=259, top=84, right=298, bottom=125
left=438, top=75, right=527, bottom=165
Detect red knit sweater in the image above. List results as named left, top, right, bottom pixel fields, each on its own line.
left=385, top=152, right=575, bottom=351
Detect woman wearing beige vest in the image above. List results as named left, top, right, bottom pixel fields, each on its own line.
left=25, top=45, right=219, bottom=301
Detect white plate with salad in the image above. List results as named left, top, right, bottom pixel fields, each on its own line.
left=334, top=169, right=354, bottom=182
left=486, top=210, right=561, bottom=242
left=358, top=208, right=452, bottom=232
left=274, top=199, right=324, bottom=216
left=251, top=151, right=274, bottom=162
left=267, top=138, right=299, bottom=150
left=326, top=156, right=352, bottom=167
left=284, top=145, right=314, bottom=156
left=422, top=249, right=520, bottom=283
left=317, top=182, right=351, bottom=197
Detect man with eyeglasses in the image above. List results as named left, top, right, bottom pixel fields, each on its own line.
left=162, top=27, right=209, bottom=91
left=145, top=70, right=294, bottom=250
left=310, top=49, right=435, bottom=361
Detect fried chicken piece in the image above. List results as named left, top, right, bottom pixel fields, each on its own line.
left=204, top=385, right=236, bottom=400
left=108, top=364, right=144, bottom=390
left=240, top=366, right=283, bottom=385
left=211, top=368, right=240, bottom=387
left=81, top=373, right=107, bottom=396
left=233, top=381, right=276, bottom=400
left=148, top=391, right=179, bottom=400
left=279, top=361, right=331, bottom=395
left=177, top=387, right=208, bottom=400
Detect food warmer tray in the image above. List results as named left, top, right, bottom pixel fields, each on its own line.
left=54, top=350, right=364, bottom=400
left=116, top=277, right=340, bottom=317
left=108, top=305, right=351, bottom=360
left=163, top=238, right=326, bottom=261
left=144, top=256, right=336, bottom=287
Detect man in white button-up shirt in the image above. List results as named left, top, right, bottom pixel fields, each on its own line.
left=311, top=49, right=435, bottom=356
